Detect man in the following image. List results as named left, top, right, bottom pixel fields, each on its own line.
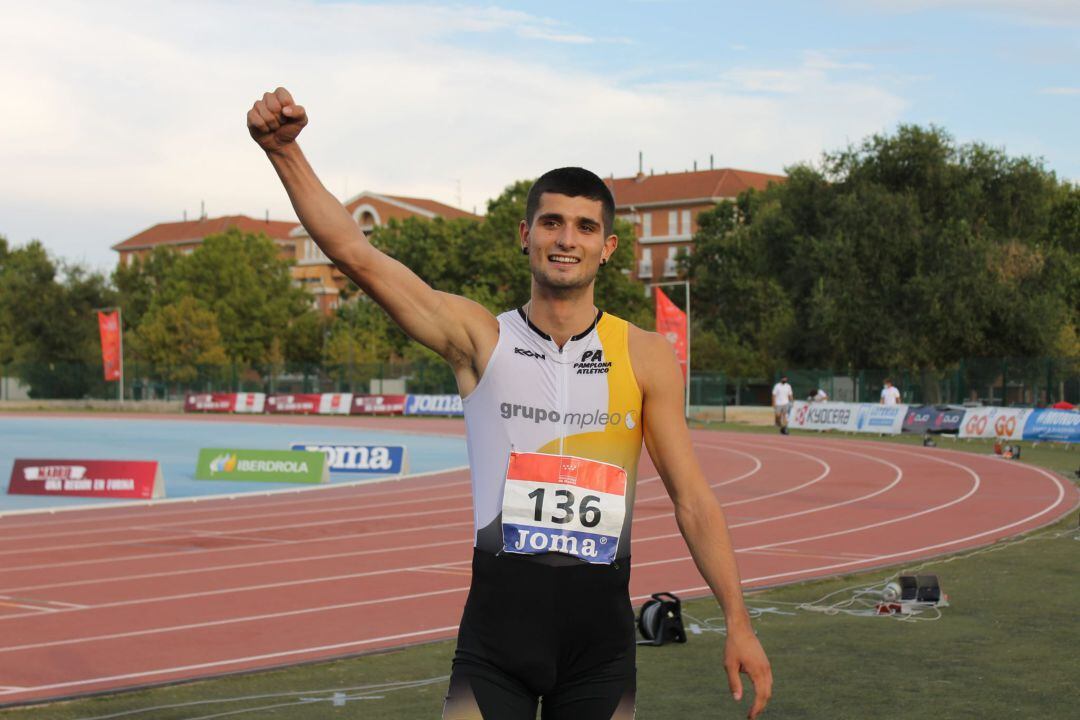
left=881, top=378, right=901, bottom=406
left=771, top=375, right=794, bottom=435
left=248, top=87, right=771, bottom=720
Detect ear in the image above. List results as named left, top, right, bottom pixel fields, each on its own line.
left=601, top=232, right=619, bottom=264
left=519, top=219, right=530, bottom=252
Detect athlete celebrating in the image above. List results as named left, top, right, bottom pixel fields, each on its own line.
left=248, top=87, right=772, bottom=719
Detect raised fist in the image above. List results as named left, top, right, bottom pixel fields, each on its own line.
left=247, top=87, right=307, bottom=153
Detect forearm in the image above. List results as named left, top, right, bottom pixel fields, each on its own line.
left=675, top=497, right=752, bottom=630
left=265, top=143, right=370, bottom=267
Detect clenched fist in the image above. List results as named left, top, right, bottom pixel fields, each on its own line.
left=247, top=87, right=307, bottom=153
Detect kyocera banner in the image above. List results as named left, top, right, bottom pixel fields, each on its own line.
left=290, top=443, right=407, bottom=474
left=1022, top=409, right=1080, bottom=442
left=958, top=407, right=1032, bottom=439
left=9, top=459, right=164, bottom=499
left=268, top=393, right=354, bottom=415
left=195, top=448, right=328, bottom=483
left=405, top=394, right=464, bottom=416
left=902, top=406, right=965, bottom=435
left=351, top=394, right=407, bottom=415
left=184, top=393, right=266, bottom=413
left=789, top=401, right=907, bottom=434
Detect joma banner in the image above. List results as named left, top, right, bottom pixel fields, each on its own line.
left=9, top=459, right=164, bottom=499
left=290, top=443, right=407, bottom=474
left=195, top=448, right=328, bottom=483
left=405, top=394, right=464, bottom=416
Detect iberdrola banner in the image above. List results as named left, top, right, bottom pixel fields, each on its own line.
left=97, top=310, right=121, bottom=382
left=654, top=288, right=687, bottom=379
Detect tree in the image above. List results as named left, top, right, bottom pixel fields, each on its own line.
left=152, top=228, right=310, bottom=366
left=131, top=297, right=228, bottom=383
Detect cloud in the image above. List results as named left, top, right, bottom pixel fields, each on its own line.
left=0, top=1, right=907, bottom=270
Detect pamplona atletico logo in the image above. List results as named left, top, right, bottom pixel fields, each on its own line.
left=575, top=349, right=612, bottom=375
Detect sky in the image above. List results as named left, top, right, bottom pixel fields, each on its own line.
left=1, top=0, right=1077, bottom=273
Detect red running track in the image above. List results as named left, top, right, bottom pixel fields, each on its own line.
left=0, top=419, right=1075, bottom=707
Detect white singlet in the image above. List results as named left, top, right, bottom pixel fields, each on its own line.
left=462, top=308, right=644, bottom=562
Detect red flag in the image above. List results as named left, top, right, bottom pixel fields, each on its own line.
left=97, top=310, right=121, bottom=382
left=654, top=288, right=687, bottom=379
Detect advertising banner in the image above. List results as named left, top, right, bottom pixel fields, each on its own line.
left=195, top=448, right=328, bottom=483
left=789, top=401, right=908, bottom=434
left=184, top=393, right=237, bottom=413
left=1021, top=409, right=1080, bottom=443
left=232, top=393, right=266, bottom=414
left=8, top=459, right=164, bottom=499
left=405, top=394, right=464, bottom=416
left=266, top=394, right=320, bottom=414
left=654, top=288, right=688, bottom=380
left=902, top=406, right=966, bottom=435
left=97, top=310, right=122, bottom=382
left=318, top=393, right=353, bottom=415
left=290, top=443, right=407, bottom=474
left=958, top=407, right=1032, bottom=439
left=351, top=394, right=407, bottom=415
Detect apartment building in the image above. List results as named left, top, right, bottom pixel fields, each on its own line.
left=605, top=167, right=785, bottom=282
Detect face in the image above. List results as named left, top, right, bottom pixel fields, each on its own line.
left=519, top=192, right=618, bottom=293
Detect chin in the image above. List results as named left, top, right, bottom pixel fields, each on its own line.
left=532, top=266, right=596, bottom=292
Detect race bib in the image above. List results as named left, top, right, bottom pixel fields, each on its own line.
left=501, top=451, right=626, bottom=565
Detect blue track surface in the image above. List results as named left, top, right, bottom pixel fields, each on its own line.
left=0, top=416, right=467, bottom=512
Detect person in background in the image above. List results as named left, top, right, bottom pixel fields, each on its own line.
left=772, top=375, right=794, bottom=435
left=880, top=378, right=901, bottom=406
left=809, top=387, right=828, bottom=403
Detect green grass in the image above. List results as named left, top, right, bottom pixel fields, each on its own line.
left=4, top=430, right=1078, bottom=719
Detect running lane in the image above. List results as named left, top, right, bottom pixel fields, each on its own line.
left=0, top=428, right=1075, bottom=706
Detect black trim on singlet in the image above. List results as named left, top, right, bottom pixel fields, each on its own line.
left=517, top=307, right=604, bottom=343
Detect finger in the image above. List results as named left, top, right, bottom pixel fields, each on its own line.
left=748, top=669, right=773, bottom=719
left=274, top=86, right=294, bottom=106
left=725, top=662, right=742, bottom=702
left=282, top=104, right=306, bottom=121
left=247, top=107, right=269, bottom=133
left=255, top=101, right=280, bottom=131
left=263, top=91, right=282, bottom=115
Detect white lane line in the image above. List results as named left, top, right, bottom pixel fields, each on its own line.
left=0, top=580, right=470, bottom=653
left=637, top=446, right=764, bottom=489
left=0, top=464, right=470, bottom=522
left=0, top=624, right=462, bottom=697
left=0, top=487, right=475, bottom=545
left=0, top=686, right=27, bottom=694
left=0, top=502, right=475, bottom=559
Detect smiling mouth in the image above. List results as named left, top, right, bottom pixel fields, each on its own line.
left=548, top=255, right=580, bottom=264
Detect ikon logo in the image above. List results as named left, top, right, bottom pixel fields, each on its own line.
left=514, top=347, right=546, bottom=360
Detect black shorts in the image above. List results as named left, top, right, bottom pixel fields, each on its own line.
left=442, top=549, right=636, bottom=720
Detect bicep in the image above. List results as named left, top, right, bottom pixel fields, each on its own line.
left=341, top=248, right=493, bottom=365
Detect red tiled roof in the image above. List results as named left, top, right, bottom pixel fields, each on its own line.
left=606, top=168, right=786, bottom=208
left=112, top=215, right=298, bottom=251
left=383, top=194, right=481, bottom=220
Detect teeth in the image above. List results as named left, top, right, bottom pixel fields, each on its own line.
left=549, top=255, right=579, bottom=263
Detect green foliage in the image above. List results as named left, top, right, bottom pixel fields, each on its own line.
left=152, top=228, right=309, bottom=366
left=0, top=239, right=116, bottom=397
left=131, top=297, right=228, bottom=382
left=688, top=125, right=1079, bottom=375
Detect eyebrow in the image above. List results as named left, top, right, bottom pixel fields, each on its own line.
left=537, top=212, right=601, bottom=228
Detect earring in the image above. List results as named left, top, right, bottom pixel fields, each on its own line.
left=522, top=246, right=529, bottom=255
left=600, top=258, right=607, bottom=266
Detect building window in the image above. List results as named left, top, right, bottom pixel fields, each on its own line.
left=681, top=210, right=691, bottom=235
left=638, top=248, right=653, bottom=279
left=663, top=247, right=679, bottom=277
left=668, top=211, right=677, bottom=236
left=642, top=213, right=652, bottom=238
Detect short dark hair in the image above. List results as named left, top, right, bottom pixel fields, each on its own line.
left=525, top=167, right=616, bottom=235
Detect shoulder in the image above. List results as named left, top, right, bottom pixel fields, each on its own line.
left=627, top=323, right=679, bottom=392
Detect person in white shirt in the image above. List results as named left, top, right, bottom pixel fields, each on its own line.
left=880, top=379, right=901, bottom=406
left=809, top=387, right=828, bottom=403
left=772, top=375, right=794, bottom=435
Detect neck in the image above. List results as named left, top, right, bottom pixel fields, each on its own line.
left=527, top=281, right=597, bottom=347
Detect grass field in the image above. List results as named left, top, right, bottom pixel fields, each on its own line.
left=3, top=427, right=1078, bottom=720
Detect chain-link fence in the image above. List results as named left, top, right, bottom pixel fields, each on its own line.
left=3, top=357, right=1078, bottom=407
